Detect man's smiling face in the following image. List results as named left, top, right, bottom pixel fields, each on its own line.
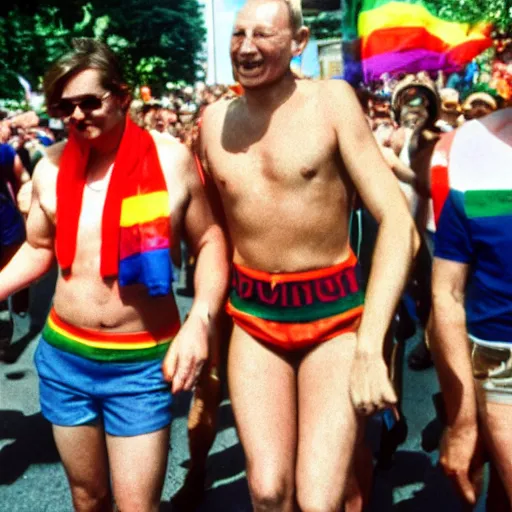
left=230, top=0, right=295, bottom=90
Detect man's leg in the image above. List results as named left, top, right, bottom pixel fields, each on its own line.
left=171, top=367, right=222, bottom=510
left=172, top=316, right=229, bottom=510
left=53, top=424, right=113, bottom=512
left=295, top=333, right=361, bottom=512
left=106, top=427, right=170, bottom=512
left=228, top=325, right=297, bottom=512
left=343, top=430, right=373, bottom=512
left=487, top=461, right=510, bottom=512
left=476, top=390, right=512, bottom=505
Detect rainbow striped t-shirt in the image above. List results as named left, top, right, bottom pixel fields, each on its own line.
left=433, top=118, right=512, bottom=343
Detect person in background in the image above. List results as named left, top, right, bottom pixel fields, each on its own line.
left=430, top=107, right=512, bottom=509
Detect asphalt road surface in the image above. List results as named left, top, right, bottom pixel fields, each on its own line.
left=0, top=270, right=487, bottom=511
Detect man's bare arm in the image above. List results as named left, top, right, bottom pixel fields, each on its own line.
left=430, top=257, right=482, bottom=504
left=379, top=145, right=418, bottom=187
left=162, top=144, right=230, bottom=393
left=184, top=145, right=230, bottom=323
left=430, top=257, right=475, bottom=425
left=326, top=81, right=420, bottom=413
left=0, top=159, right=56, bottom=299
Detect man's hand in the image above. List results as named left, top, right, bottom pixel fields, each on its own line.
left=350, top=348, right=397, bottom=416
left=439, top=423, right=484, bottom=504
left=162, top=312, right=210, bottom=394
left=16, top=179, right=32, bottom=216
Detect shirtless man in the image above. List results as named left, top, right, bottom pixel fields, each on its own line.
left=0, top=39, right=228, bottom=512
left=200, top=1, right=419, bottom=509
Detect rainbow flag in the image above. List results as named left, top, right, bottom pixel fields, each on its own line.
left=347, top=0, right=493, bottom=82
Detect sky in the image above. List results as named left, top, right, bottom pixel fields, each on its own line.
left=202, top=0, right=246, bottom=84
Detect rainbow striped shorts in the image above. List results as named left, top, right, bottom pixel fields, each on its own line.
left=226, top=251, right=364, bottom=351
left=34, top=309, right=180, bottom=436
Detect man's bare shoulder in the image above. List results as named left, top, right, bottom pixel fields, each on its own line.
left=317, top=79, right=359, bottom=106
left=150, top=130, right=181, bottom=148
left=202, top=97, right=240, bottom=131
left=153, top=133, right=189, bottom=163
left=153, top=133, right=197, bottom=182
left=32, top=140, right=65, bottom=185
left=43, top=140, right=67, bottom=167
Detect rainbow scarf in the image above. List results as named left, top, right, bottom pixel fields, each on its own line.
left=56, top=116, right=173, bottom=297
left=343, top=0, right=492, bottom=83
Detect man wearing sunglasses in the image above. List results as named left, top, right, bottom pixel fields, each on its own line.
left=0, top=38, right=229, bottom=512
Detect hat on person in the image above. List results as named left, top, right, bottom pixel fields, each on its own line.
left=439, top=88, right=460, bottom=113
left=391, top=73, right=440, bottom=127
left=461, top=88, right=499, bottom=111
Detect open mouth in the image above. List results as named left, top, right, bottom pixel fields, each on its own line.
left=238, top=60, right=264, bottom=74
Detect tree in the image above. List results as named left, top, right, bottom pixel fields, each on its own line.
left=304, top=11, right=343, bottom=40
left=93, top=0, right=206, bottom=95
left=423, top=0, right=511, bottom=31
left=0, top=0, right=206, bottom=101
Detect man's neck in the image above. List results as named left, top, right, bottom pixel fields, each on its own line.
left=243, top=72, right=297, bottom=112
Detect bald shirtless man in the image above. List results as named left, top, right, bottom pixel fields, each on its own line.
left=0, top=39, right=229, bottom=512
left=200, top=1, right=419, bottom=510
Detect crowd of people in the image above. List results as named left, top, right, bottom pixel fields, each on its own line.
left=129, top=83, right=239, bottom=148
left=0, top=0, right=511, bottom=511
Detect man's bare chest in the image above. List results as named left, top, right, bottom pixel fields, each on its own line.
left=210, top=125, right=337, bottom=195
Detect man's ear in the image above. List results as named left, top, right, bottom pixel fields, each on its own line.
left=292, top=26, right=310, bottom=56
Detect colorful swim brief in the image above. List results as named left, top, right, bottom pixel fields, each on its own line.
left=226, top=251, right=364, bottom=350
left=42, top=308, right=180, bottom=362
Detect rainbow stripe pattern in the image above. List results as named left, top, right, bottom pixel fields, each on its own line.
left=43, top=308, right=180, bottom=362
left=118, top=190, right=173, bottom=295
left=344, top=0, right=492, bottom=83
left=226, top=252, right=364, bottom=350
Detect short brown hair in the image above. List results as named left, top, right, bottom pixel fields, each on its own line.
left=243, top=0, right=304, bottom=34
left=44, top=38, right=130, bottom=116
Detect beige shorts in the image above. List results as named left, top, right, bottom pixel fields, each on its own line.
left=472, top=340, right=512, bottom=404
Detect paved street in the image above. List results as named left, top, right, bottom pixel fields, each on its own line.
left=1, top=272, right=487, bottom=511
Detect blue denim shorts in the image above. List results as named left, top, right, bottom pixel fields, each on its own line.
left=35, top=338, right=173, bottom=436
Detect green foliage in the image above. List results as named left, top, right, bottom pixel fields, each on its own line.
left=90, top=0, right=205, bottom=91
left=0, top=0, right=206, bottom=101
left=424, top=0, right=512, bottom=30
left=304, top=11, right=343, bottom=40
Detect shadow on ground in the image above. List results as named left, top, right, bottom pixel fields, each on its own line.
left=370, top=449, right=466, bottom=511
left=0, top=411, right=58, bottom=484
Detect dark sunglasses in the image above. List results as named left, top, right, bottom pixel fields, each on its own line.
left=51, top=91, right=111, bottom=118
